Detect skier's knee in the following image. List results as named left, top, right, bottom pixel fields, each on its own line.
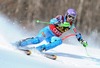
left=19, top=37, right=41, bottom=46
left=45, top=39, right=62, bottom=51
left=51, top=36, right=61, bottom=43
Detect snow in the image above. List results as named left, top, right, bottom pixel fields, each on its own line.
left=0, top=13, right=100, bottom=68
left=0, top=39, right=100, bottom=68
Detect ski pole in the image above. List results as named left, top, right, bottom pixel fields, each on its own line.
left=84, top=47, right=90, bottom=57
left=35, top=20, right=50, bottom=24
left=81, top=40, right=89, bottom=56
left=62, top=34, right=90, bottom=57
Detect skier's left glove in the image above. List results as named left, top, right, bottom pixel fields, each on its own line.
left=60, top=22, right=70, bottom=28
left=80, top=40, right=88, bottom=47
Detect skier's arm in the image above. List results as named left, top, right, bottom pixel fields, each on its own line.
left=71, top=24, right=88, bottom=47
left=50, top=18, right=59, bottom=24
left=50, top=15, right=63, bottom=25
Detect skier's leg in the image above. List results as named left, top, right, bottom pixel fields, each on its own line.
left=16, top=26, right=53, bottom=50
left=18, top=37, right=41, bottom=46
left=36, top=36, right=62, bottom=52
left=14, top=37, right=41, bottom=50
left=16, top=27, right=47, bottom=47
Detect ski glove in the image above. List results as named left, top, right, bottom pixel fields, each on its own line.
left=81, top=40, right=88, bottom=47
left=60, top=22, right=71, bottom=28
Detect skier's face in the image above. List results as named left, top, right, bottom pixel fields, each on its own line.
left=67, top=15, right=75, bottom=22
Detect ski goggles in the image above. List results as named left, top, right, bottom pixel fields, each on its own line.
left=68, top=15, right=76, bottom=21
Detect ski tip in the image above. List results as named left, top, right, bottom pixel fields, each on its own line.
left=52, top=55, right=57, bottom=60
left=24, top=50, right=32, bottom=55
left=45, top=54, right=57, bottom=60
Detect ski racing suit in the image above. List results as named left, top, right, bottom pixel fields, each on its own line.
left=18, top=15, right=83, bottom=52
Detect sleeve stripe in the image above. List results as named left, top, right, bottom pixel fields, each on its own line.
left=73, top=28, right=77, bottom=33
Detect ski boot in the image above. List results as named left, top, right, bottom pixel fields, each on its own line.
left=13, top=40, right=32, bottom=55
left=35, top=45, right=57, bottom=60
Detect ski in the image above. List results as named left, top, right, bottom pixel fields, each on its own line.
left=44, top=53, right=57, bottom=60
left=32, top=47, right=57, bottom=60
left=11, top=42, right=57, bottom=60
left=20, top=49, right=32, bottom=55
left=20, top=49, right=57, bottom=60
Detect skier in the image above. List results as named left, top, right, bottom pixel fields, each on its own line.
left=15, top=8, right=88, bottom=53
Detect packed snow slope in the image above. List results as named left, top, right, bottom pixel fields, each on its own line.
left=0, top=36, right=100, bottom=68
left=0, top=14, right=100, bottom=68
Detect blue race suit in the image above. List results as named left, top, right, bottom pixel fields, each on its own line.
left=18, top=15, right=82, bottom=51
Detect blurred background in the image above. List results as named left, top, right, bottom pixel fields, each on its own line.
left=0, top=0, right=100, bottom=47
